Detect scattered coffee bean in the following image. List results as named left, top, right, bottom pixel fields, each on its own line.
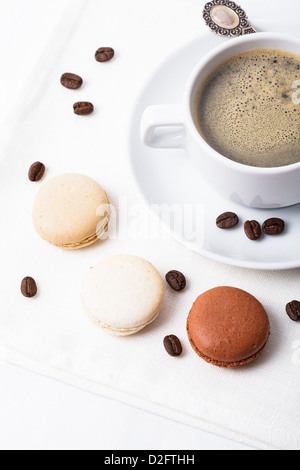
left=60, top=73, right=83, bottom=90
left=21, top=277, right=37, bottom=298
left=28, top=162, right=45, bottom=182
left=163, top=335, right=182, bottom=357
left=286, top=301, right=300, bottom=321
left=262, top=218, right=285, bottom=236
left=244, top=220, right=262, bottom=240
left=95, top=47, right=115, bottom=62
left=73, top=102, right=94, bottom=116
left=165, top=270, right=186, bottom=291
left=216, top=212, right=239, bottom=229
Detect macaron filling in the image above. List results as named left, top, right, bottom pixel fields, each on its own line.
left=187, top=319, right=270, bottom=368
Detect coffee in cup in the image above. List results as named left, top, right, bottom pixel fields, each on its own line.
left=193, top=48, right=300, bottom=168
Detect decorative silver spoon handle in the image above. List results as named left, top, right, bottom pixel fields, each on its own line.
left=203, top=1, right=257, bottom=37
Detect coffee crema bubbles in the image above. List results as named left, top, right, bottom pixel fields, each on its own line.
left=193, top=48, right=300, bottom=168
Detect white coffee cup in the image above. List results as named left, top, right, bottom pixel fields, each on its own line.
left=140, top=33, right=300, bottom=208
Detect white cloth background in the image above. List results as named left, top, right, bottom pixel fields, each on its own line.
left=0, top=0, right=300, bottom=450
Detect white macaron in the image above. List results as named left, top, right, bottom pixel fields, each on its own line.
left=81, top=255, right=165, bottom=336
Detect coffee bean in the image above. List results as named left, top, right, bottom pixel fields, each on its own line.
left=95, top=47, right=114, bottom=62
left=60, top=73, right=83, bottom=90
left=262, top=218, right=285, bottom=235
left=216, top=212, right=239, bottom=229
left=28, top=162, right=45, bottom=182
left=244, top=220, right=262, bottom=240
left=165, top=270, right=186, bottom=291
left=21, top=277, right=37, bottom=298
left=163, top=335, right=182, bottom=357
left=73, top=102, right=94, bottom=115
left=286, top=301, right=300, bottom=321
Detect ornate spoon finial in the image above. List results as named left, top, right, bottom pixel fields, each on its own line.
left=203, top=1, right=257, bottom=37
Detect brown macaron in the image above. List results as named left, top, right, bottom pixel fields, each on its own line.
left=187, top=286, right=270, bottom=368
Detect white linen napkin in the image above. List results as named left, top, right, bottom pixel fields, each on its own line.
left=0, top=0, right=300, bottom=450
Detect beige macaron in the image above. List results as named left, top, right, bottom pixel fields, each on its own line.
left=81, top=255, right=165, bottom=336
left=32, top=173, right=110, bottom=249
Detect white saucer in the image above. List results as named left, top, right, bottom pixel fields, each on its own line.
left=129, top=20, right=300, bottom=271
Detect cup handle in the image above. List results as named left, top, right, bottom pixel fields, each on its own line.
left=140, top=104, right=185, bottom=149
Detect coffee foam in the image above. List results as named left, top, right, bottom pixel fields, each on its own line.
left=194, top=49, right=300, bottom=167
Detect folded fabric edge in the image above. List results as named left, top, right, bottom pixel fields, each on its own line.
left=1, top=345, right=277, bottom=451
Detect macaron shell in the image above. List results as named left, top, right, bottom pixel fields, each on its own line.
left=32, top=174, right=110, bottom=248
left=187, top=286, right=270, bottom=367
left=86, top=308, right=161, bottom=336
left=187, top=330, right=269, bottom=368
left=81, top=255, right=165, bottom=335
